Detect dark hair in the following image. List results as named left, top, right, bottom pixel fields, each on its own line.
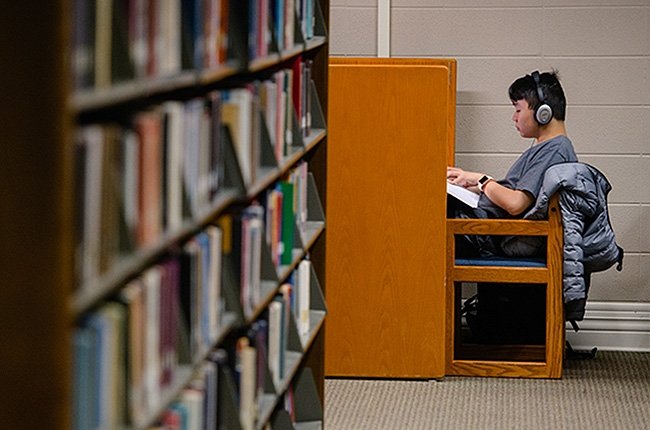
left=508, top=70, right=566, bottom=121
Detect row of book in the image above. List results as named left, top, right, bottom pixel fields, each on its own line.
left=225, top=184, right=312, bottom=323
left=231, top=204, right=266, bottom=318
left=72, top=0, right=319, bottom=90
left=249, top=0, right=317, bottom=59
left=151, top=270, right=313, bottom=430
left=74, top=93, right=224, bottom=288
left=265, top=162, right=309, bottom=270
left=73, top=262, right=185, bottom=429
left=73, top=222, right=227, bottom=429
left=224, top=56, right=315, bottom=187
left=236, top=285, right=301, bottom=430
left=72, top=231, right=317, bottom=429
left=151, top=358, right=220, bottom=429
left=245, top=260, right=314, bottom=426
left=74, top=60, right=316, bottom=290
left=149, top=356, right=318, bottom=430
left=72, top=0, right=201, bottom=89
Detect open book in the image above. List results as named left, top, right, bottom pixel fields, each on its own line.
left=447, top=182, right=480, bottom=208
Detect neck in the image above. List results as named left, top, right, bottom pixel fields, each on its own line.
left=535, top=120, right=567, bottom=144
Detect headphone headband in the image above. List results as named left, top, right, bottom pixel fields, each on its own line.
left=531, top=70, right=552, bottom=125
left=532, top=71, right=545, bottom=104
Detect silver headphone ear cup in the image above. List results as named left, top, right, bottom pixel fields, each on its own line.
left=536, top=103, right=553, bottom=125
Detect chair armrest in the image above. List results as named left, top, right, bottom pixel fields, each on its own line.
left=447, top=218, right=550, bottom=236
left=447, top=194, right=561, bottom=237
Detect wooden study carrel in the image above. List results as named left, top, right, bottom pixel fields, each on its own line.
left=325, top=58, right=456, bottom=378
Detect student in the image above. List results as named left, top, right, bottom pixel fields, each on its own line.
left=447, top=70, right=578, bottom=257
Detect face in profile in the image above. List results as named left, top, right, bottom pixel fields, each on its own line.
left=511, top=99, right=538, bottom=139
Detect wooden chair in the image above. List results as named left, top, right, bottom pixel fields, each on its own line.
left=445, top=195, right=565, bottom=378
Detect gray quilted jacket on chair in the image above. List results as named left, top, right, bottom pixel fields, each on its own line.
left=524, top=163, right=623, bottom=303
left=518, top=162, right=623, bottom=316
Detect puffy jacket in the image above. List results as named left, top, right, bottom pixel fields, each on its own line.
left=518, top=162, right=624, bottom=320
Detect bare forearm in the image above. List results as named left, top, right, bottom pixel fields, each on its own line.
left=481, top=180, right=532, bottom=216
left=447, top=166, right=533, bottom=216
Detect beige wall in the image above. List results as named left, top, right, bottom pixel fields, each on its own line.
left=330, top=0, right=650, bottom=303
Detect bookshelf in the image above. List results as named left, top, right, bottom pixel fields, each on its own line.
left=1, top=1, right=328, bottom=429
left=325, top=58, right=456, bottom=379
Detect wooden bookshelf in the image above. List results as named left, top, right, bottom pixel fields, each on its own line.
left=325, top=58, right=456, bottom=379
left=1, top=1, right=329, bottom=429
left=1, top=4, right=73, bottom=429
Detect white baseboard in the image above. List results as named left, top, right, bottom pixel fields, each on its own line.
left=565, top=301, right=650, bottom=352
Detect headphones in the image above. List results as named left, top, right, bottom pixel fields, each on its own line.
left=531, top=71, right=553, bottom=125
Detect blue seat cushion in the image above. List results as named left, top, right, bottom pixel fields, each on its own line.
left=455, top=257, right=546, bottom=268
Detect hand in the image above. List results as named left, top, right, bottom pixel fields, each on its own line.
left=447, top=166, right=483, bottom=188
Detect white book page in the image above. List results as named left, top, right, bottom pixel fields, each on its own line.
left=447, top=182, right=480, bottom=208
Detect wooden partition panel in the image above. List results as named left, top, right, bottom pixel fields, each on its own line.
left=325, top=58, right=455, bottom=378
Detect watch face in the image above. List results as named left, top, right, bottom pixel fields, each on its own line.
left=479, top=176, right=488, bottom=184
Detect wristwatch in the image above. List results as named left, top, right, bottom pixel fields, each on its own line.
left=477, top=175, right=493, bottom=192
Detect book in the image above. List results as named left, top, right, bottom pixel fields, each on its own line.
left=118, top=129, right=139, bottom=255
left=117, top=279, right=146, bottom=426
left=205, top=225, right=223, bottom=342
left=157, top=0, right=181, bottom=76
left=162, top=101, right=184, bottom=232
left=180, top=386, right=204, bottom=430
left=288, top=162, right=308, bottom=243
left=240, top=204, right=264, bottom=316
left=143, top=265, right=162, bottom=412
left=128, top=0, right=148, bottom=78
left=85, top=302, right=127, bottom=429
left=77, top=125, right=104, bottom=285
left=94, top=0, right=113, bottom=88
left=273, top=0, right=285, bottom=52
left=111, top=0, right=135, bottom=83
left=182, top=98, right=203, bottom=218
left=221, top=88, right=254, bottom=187
left=279, top=181, right=295, bottom=265
left=72, top=0, right=96, bottom=89
left=198, top=97, right=212, bottom=214
left=237, top=337, right=257, bottom=430
left=447, top=182, right=479, bottom=208
left=218, top=0, right=229, bottom=64
left=72, top=327, right=93, bottom=430
left=180, top=238, right=202, bottom=358
left=296, top=259, right=311, bottom=345
left=285, top=0, right=295, bottom=50
left=206, top=91, right=224, bottom=200
left=146, top=0, right=159, bottom=76
left=250, top=320, right=268, bottom=412
left=201, top=361, right=218, bottom=429
left=134, top=109, right=163, bottom=248
left=180, top=0, right=201, bottom=70
left=98, top=125, right=120, bottom=275
left=267, top=298, right=283, bottom=388
left=159, top=257, right=180, bottom=387
left=196, top=232, right=212, bottom=350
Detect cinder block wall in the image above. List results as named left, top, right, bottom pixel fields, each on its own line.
left=330, top=0, right=650, bottom=304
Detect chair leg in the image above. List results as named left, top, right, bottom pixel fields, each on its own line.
left=566, top=341, right=598, bottom=360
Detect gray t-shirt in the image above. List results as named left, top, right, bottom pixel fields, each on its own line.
left=478, top=135, right=578, bottom=219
